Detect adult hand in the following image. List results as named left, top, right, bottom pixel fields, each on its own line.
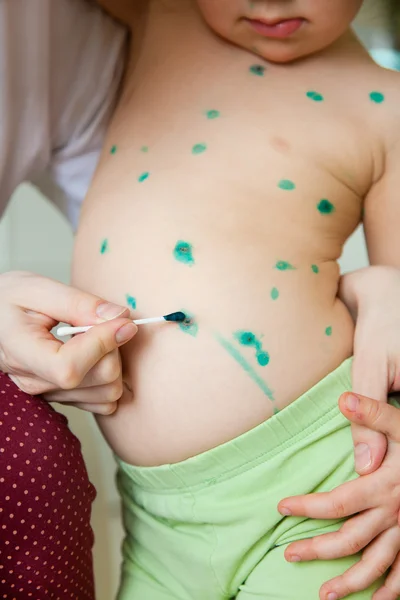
left=0, top=271, right=137, bottom=415
left=278, top=393, right=400, bottom=600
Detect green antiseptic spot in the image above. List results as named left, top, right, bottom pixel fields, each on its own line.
left=306, top=91, right=324, bottom=102
left=100, top=239, right=109, bottom=254
left=206, top=110, right=220, bottom=119
left=138, top=172, right=150, bottom=183
left=257, top=351, right=270, bottom=367
left=249, top=64, right=265, bottom=77
left=278, top=179, right=296, bottom=191
left=192, top=143, right=207, bottom=155
left=325, top=326, right=332, bottom=336
left=235, top=331, right=258, bottom=348
left=173, top=240, right=194, bottom=265
left=215, top=334, right=275, bottom=401
left=275, top=260, right=296, bottom=271
left=317, top=199, right=335, bottom=214
left=311, top=264, right=319, bottom=274
left=273, top=407, right=280, bottom=415
left=271, top=287, right=279, bottom=300
left=141, top=146, right=149, bottom=153
left=125, top=294, right=136, bottom=310
left=179, top=312, right=198, bottom=337
left=369, top=91, right=385, bottom=104
left=110, top=145, right=117, bottom=155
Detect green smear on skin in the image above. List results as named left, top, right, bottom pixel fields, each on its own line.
left=215, top=334, right=274, bottom=401
left=311, top=264, right=319, bottom=274
left=205, top=110, right=220, bottom=119
left=110, top=145, right=117, bottom=155
left=179, top=312, right=198, bottom=337
left=317, top=199, right=335, bottom=214
left=141, top=146, right=149, bottom=153
left=275, top=260, right=296, bottom=271
left=278, top=179, right=296, bottom=191
left=126, top=294, right=136, bottom=310
left=306, top=91, right=324, bottom=102
left=234, top=331, right=270, bottom=367
left=325, top=326, right=332, bottom=336
left=100, top=239, right=109, bottom=254
left=249, top=64, right=265, bottom=77
left=271, top=287, right=279, bottom=300
left=138, top=172, right=150, bottom=183
left=369, top=91, right=385, bottom=104
left=192, top=143, right=207, bottom=155
left=173, top=240, right=194, bottom=265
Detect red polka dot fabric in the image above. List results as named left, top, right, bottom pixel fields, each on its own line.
left=0, top=372, right=96, bottom=599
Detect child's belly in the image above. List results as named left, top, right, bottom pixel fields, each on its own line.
left=72, top=177, right=355, bottom=466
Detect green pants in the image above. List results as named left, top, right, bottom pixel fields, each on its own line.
left=116, top=359, right=382, bottom=599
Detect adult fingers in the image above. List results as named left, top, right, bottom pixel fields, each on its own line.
left=77, top=350, right=121, bottom=388
left=10, top=318, right=136, bottom=389
left=67, top=402, right=118, bottom=415
left=340, top=393, right=400, bottom=443
left=43, top=379, right=123, bottom=405
left=3, top=272, right=130, bottom=325
left=284, top=509, right=385, bottom=562
left=278, top=477, right=375, bottom=520
left=319, top=526, right=400, bottom=600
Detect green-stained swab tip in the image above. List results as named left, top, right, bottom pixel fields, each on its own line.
left=164, top=311, right=186, bottom=323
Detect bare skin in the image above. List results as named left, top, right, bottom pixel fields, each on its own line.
left=72, top=0, right=400, bottom=467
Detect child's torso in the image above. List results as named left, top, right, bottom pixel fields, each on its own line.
left=72, top=4, right=388, bottom=466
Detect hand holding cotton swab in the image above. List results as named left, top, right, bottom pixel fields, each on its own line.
left=56, top=311, right=186, bottom=337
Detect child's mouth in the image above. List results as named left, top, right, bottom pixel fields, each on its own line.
left=245, top=17, right=305, bottom=39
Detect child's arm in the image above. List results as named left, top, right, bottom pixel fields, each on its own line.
left=276, top=127, right=400, bottom=600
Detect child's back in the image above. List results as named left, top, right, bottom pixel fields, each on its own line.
left=72, top=1, right=400, bottom=597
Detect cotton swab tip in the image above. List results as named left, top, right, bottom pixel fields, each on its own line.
left=163, top=311, right=186, bottom=323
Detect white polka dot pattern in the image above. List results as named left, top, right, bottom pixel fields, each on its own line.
left=0, top=373, right=96, bottom=599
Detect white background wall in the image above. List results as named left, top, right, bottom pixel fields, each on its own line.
left=0, top=2, right=393, bottom=598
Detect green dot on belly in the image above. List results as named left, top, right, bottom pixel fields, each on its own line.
left=249, top=64, right=265, bottom=77
left=141, top=146, right=149, bottom=153
left=125, top=294, right=136, bottom=310
left=192, top=143, right=207, bottom=155
left=271, top=287, right=279, bottom=300
left=275, top=260, right=295, bottom=271
left=369, top=91, right=385, bottom=104
left=173, top=240, right=194, bottom=265
left=311, top=264, right=319, bottom=274
left=205, top=110, right=220, bottom=119
left=179, top=312, right=198, bottom=337
left=317, top=199, right=335, bottom=214
left=110, top=145, right=117, bottom=155
left=325, top=326, right=332, bottom=336
left=235, top=331, right=258, bottom=347
left=306, top=91, right=324, bottom=102
left=257, top=351, right=270, bottom=367
left=278, top=179, right=296, bottom=191
left=138, top=172, right=150, bottom=183
left=100, top=239, right=109, bottom=254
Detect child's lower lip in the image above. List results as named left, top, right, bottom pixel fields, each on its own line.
left=246, top=18, right=305, bottom=39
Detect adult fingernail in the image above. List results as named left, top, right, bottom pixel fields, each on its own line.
left=355, top=443, right=371, bottom=471
left=115, top=323, right=137, bottom=344
left=345, top=393, right=359, bottom=412
left=96, top=303, right=128, bottom=321
left=327, top=594, right=338, bottom=600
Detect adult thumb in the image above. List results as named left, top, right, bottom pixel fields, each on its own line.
left=350, top=354, right=388, bottom=475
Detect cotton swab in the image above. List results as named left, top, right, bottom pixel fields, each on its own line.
left=56, top=311, right=186, bottom=338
